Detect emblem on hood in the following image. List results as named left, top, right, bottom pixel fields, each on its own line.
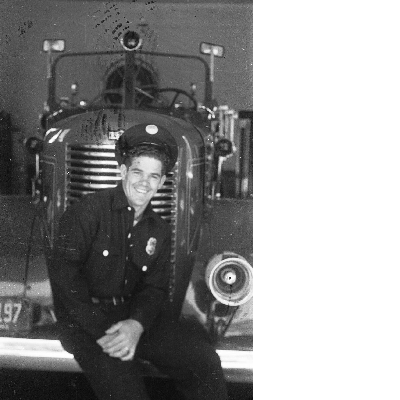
left=146, top=237, right=157, bottom=255
left=108, top=129, right=124, bottom=140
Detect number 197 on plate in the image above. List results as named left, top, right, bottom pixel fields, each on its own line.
left=0, top=301, right=22, bottom=324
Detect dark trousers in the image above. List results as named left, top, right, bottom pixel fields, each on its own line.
left=57, top=304, right=228, bottom=400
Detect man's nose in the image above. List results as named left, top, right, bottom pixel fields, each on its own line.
left=139, top=175, right=151, bottom=185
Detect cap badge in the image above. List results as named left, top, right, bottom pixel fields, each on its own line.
left=146, top=237, right=157, bottom=255
left=145, top=124, right=158, bottom=135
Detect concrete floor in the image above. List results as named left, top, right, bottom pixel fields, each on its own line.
left=0, top=369, right=253, bottom=400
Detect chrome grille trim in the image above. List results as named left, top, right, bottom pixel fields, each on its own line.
left=68, top=167, right=120, bottom=173
left=69, top=174, right=122, bottom=182
left=68, top=151, right=118, bottom=158
left=66, top=159, right=119, bottom=166
left=66, top=143, right=178, bottom=299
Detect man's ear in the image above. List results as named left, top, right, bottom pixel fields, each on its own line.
left=158, top=175, right=166, bottom=189
left=120, top=163, right=127, bottom=180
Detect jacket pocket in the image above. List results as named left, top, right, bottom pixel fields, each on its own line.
left=91, top=239, right=120, bottom=258
left=84, top=239, right=122, bottom=290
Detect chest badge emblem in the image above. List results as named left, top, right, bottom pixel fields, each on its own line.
left=146, top=237, right=157, bottom=255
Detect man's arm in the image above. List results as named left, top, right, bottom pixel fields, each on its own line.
left=48, top=201, right=110, bottom=339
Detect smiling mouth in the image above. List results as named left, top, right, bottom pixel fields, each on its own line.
left=134, top=187, right=148, bottom=194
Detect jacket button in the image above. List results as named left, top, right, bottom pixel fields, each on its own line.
left=142, top=266, right=147, bottom=272
left=127, top=207, right=132, bottom=211
left=103, top=250, right=109, bottom=257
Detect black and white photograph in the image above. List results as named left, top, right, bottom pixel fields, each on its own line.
left=0, top=0, right=253, bottom=399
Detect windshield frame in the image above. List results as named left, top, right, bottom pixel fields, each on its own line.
left=47, top=49, right=212, bottom=112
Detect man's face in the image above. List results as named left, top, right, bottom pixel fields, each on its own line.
left=120, top=156, right=166, bottom=212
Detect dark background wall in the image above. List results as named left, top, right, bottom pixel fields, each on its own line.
left=0, top=0, right=252, bottom=193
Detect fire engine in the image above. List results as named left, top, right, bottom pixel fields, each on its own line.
left=0, top=31, right=253, bottom=389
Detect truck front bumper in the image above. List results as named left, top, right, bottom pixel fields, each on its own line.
left=0, top=337, right=253, bottom=383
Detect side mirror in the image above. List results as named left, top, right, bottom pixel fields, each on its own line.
left=42, top=39, right=65, bottom=53
left=199, top=42, right=224, bottom=57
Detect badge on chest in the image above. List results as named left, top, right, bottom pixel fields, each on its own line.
left=146, top=237, right=157, bottom=255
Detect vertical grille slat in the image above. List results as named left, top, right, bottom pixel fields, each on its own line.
left=65, top=144, right=178, bottom=287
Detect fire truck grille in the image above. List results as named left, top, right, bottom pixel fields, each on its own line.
left=66, top=144, right=178, bottom=269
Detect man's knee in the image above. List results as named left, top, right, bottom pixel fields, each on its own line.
left=188, top=341, right=223, bottom=373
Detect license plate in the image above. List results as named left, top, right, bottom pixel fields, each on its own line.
left=0, top=297, right=34, bottom=336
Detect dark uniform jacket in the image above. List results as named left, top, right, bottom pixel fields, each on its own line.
left=49, top=183, right=171, bottom=340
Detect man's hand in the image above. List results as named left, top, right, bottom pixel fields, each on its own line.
left=97, top=319, right=144, bottom=361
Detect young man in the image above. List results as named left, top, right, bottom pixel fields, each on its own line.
left=48, top=123, right=228, bottom=400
